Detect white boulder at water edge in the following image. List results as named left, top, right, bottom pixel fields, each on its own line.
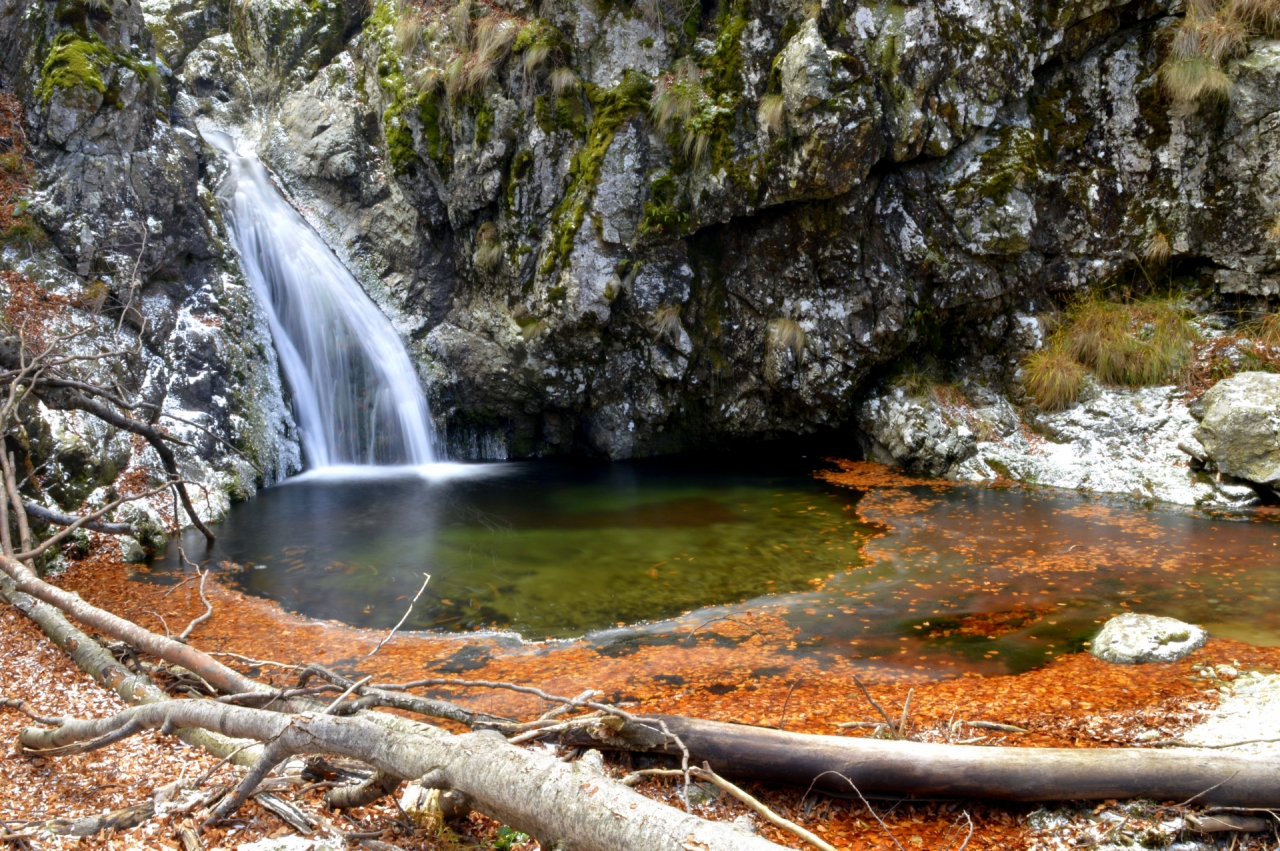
left=1187, top=371, right=1280, bottom=491
left=1089, top=614, right=1208, bottom=665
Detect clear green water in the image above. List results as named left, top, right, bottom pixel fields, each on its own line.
left=154, top=457, right=872, bottom=639
left=148, top=457, right=1280, bottom=674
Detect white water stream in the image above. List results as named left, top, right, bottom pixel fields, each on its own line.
left=210, top=133, right=440, bottom=469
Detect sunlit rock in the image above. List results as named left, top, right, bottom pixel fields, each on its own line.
left=1192, top=372, right=1280, bottom=490
left=1090, top=613, right=1207, bottom=665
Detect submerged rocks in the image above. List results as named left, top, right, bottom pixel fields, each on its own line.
left=1191, top=372, right=1280, bottom=490
left=1090, top=614, right=1207, bottom=665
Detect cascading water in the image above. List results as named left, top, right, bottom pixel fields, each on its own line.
left=210, top=133, right=439, bottom=469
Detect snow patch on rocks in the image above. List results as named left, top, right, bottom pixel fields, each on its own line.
left=1181, top=671, right=1280, bottom=755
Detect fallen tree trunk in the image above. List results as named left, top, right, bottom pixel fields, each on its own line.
left=16, top=697, right=786, bottom=851
left=0, top=571, right=261, bottom=764
left=574, top=715, right=1280, bottom=807
left=0, top=557, right=789, bottom=850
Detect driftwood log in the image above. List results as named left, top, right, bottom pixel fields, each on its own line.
left=571, top=715, right=1280, bottom=806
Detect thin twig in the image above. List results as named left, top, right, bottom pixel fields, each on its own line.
left=320, top=676, right=372, bottom=716
left=807, top=771, right=907, bottom=851
left=177, top=553, right=213, bottom=643
left=778, top=679, right=801, bottom=731
left=623, top=765, right=837, bottom=851
left=853, top=676, right=899, bottom=740
left=363, top=573, right=431, bottom=659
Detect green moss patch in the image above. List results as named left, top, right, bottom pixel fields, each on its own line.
left=540, top=70, right=653, bottom=275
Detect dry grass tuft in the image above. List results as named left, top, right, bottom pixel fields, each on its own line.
left=1143, top=233, right=1171, bottom=267
left=767, top=318, right=806, bottom=365
left=1267, top=215, right=1280, bottom=244
left=1062, top=296, right=1198, bottom=387
left=1227, top=0, right=1280, bottom=34
left=757, top=93, right=785, bottom=136
left=474, top=221, right=503, bottom=272
left=1021, top=346, right=1088, bottom=410
left=651, top=58, right=703, bottom=134
left=395, top=11, right=424, bottom=56
left=548, top=66, right=579, bottom=95
left=649, top=304, right=683, bottom=344
left=1160, top=56, right=1232, bottom=103
left=522, top=43, right=552, bottom=74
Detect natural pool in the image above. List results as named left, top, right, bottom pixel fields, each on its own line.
left=150, top=455, right=1280, bottom=676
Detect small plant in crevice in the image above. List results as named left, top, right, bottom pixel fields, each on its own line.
left=548, top=66, right=579, bottom=95
left=766, top=317, right=806, bottom=365
left=1267, top=214, right=1280, bottom=245
left=757, top=92, right=786, bottom=136
left=648, top=304, right=683, bottom=345
left=651, top=58, right=719, bottom=167
left=474, top=221, right=503, bottom=272
left=1142, top=233, right=1172, bottom=268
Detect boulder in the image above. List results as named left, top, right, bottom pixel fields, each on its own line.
left=1090, top=613, right=1207, bottom=665
left=855, top=387, right=979, bottom=478
left=1192, top=372, right=1280, bottom=489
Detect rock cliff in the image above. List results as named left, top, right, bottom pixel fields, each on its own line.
left=4, top=0, right=1280, bottom=483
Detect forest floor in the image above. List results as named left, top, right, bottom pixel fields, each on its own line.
left=3, top=464, right=1279, bottom=851
left=4, top=547, right=1280, bottom=851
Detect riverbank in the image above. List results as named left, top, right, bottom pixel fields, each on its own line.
left=4, top=460, right=1280, bottom=850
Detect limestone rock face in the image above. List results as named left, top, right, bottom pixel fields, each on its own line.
left=857, top=389, right=978, bottom=478
left=1193, top=372, right=1280, bottom=489
left=0, top=0, right=300, bottom=533
left=1090, top=614, right=1208, bottom=665
left=11, top=0, right=1280, bottom=469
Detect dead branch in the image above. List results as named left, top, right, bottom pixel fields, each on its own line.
left=21, top=501, right=133, bottom=536
left=625, top=765, right=837, bottom=851
left=176, top=554, right=213, bottom=643
left=364, top=572, right=430, bottom=660
left=16, top=699, right=787, bottom=851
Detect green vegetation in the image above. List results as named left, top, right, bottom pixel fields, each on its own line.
left=1020, top=295, right=1198, bottom=409
left=541, top=71, right=653, bottom=274
left=37, top=30, right=155, bottom=105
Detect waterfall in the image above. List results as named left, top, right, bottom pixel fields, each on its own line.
left=209, top=133, right=439, bottom=469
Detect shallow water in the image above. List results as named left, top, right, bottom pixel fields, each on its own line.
left=155, top=456, right=870, bottom=639
left=149, top=457, right=1280, bottom=674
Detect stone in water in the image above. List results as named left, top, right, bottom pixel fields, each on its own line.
left=1090, top=613, right=1207, bottom=664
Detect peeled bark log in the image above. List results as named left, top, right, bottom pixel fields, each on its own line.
left=578, top=715, right=1280, bottom=807
left=18, top=700, right=787, bottom=851
left=0, top=571, right=261, bottom=764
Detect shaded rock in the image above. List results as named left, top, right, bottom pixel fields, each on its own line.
left=1090, top=613, right=1207, bottom=665
left=856, top=387, right=982, bottom=477
left=1192, top=372, right=1280, bottom=489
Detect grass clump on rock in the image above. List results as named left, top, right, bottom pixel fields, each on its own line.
left=1021, top=295, right=1198, bottom=409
